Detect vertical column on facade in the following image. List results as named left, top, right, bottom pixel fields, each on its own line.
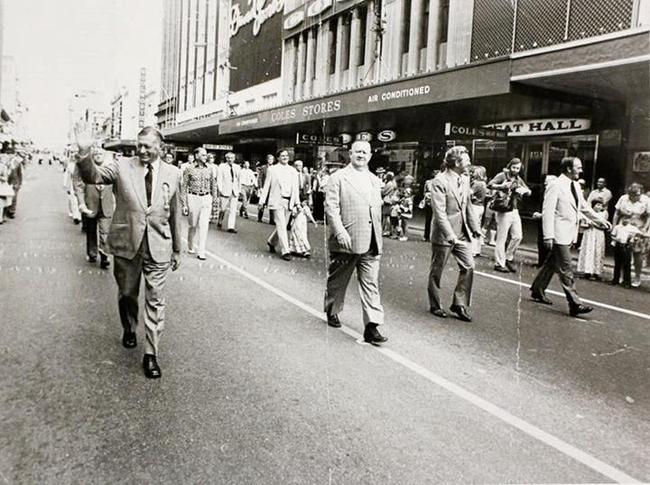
left=295, top=32, right=306, bottom=99
left=333, top=15, right=345, bottom=90
left=425, top=0, right=441, bottom=70
left=348, top=8, right=361, bottom=89
left=304, top=28, right=316, bottom=97
left=315, top=22, right=330, bottom=95
left=407, top=0, right=424, bottom=74
left=283, top=38, right=296, bottom=102
left=446, top=0, right=474, bottom=67
left=363, top=1, right=377, bottom=83
left=386, top=0, right=404, bottom=79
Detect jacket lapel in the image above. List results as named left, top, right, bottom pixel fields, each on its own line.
left=130, top=158, right=147, bottom=210
left=152, top=161, right=166, bottom=208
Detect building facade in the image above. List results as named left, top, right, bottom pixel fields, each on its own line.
left=160, top=0, right=650, bottom=210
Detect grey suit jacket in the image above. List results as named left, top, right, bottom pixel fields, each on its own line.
left=430, top=169, right=479, bottom=246
left=325, top=165, right=383, bottom=255
left=76, top=154, right=182, bottom=263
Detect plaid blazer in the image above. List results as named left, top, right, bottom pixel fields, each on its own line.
left=325, top=165, right=383, bottom=254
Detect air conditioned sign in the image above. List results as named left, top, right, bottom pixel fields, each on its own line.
left=482, top=118, right=591, bottom=137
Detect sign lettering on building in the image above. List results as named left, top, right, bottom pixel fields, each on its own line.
left=295, top=132, right=344, bottom=146
left=230, top=0, right=284, bottom=37
left=203, top=144, right=234, bottom=150
left=482, top=118, right=591, bottom=137
left=377, top=130, right=397, bottom=142
left=444, top=122, right=508, bottom=139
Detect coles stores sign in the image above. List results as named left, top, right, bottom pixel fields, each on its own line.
left=271, top=100, right=342, bottom=122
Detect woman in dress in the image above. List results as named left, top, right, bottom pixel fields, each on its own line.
left=577, top=198, right=608, bottom=279
left=470, top=166, right=488, bottom=257
left=612, top=183, right=650, bottom=287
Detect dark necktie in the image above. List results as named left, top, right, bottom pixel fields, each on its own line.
left=570, top=181, right=579, bottom=207
left=230, top=165, right=235, bottom=195
left=145, top=164, right=153, bottom=206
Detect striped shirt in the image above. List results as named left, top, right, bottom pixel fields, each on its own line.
left=181, top=163, right=217, bottom=209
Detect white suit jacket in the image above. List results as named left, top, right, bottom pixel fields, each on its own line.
left=216, top=162, right=242, bottom=197
left=542, top=174, right=607, bottom=245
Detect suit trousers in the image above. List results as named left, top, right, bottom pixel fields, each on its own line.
left=113, top=234, right=171, bottom=356
left=268, top=199, right=291, bottom=255
left=324, top=250, right=384, bottom=325
left=187, top=193, right=212, bottom=257
left=471, top=204, right=485, bottom=256
left=494, top=209, right=522, bottom=267
left=239, top=185, right=254, bottom=217
left=531, top=244, right=582, bottom=308
left=84, top=214, right=111, bottom=258
left=428, top=240, right=475, bottom=310
left=217, top=195, right=238, bottom=229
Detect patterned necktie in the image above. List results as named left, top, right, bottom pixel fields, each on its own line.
left=145, top=164, right=153, bottom=206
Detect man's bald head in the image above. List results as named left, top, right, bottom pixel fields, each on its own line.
left=349, top=141, right=372, bottom=170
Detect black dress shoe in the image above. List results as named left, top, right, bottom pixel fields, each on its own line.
left=227, top=228, right=237, bottom=233
left=143, top=354, right=161, bottom=379
left=87, top=255, right=97, bottom=263
left=281, top=253, right=292, bottom=261
left=363, top=323, right=388, bottom=344
left=569, top=304, right=593, bottom=317
left=530, top=292, right=553, bottom=305
left=449, top=304, right=472, bottom=322
left=100, top=255, right=110, bottom=269
left=494, top=265, right=510, bottom=273
left=122, top=331, right=137, bottom=349
left=267, top=243, right=276, bottom=254
left=505, top=260, right=517, bottom=272
left=430, top=307, right=447, bottom=318
left=327, top=314, right=342, bottom=328
left=217, top=223, right=222, bottom=228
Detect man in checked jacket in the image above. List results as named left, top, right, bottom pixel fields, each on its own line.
left=323, top=140, right=387, bottom=345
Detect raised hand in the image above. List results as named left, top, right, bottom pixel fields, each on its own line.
left=74, top=122, right=95, bottom=156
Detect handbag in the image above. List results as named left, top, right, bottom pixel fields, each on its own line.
left=0, top=181, right=15, bottom=198
left=489, top=189, right=513, bottom=212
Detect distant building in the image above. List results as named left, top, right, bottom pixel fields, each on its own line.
left=68, top=90, right=107, bottom=141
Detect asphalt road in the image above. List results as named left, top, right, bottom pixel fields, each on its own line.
left=1, top=164, right=648, bottom=484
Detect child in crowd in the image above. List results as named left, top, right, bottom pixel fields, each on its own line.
left=577, top=198, right=608, bottom=280
left=289, top=200, right=317, bottom=258
left=390, top=183, right=413, bottom=241
left=610, top=217, right=642, bottom=287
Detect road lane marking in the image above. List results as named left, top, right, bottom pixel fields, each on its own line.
left=198, top=245, right=641, bottom=484
left=476, top=271, right=650, bottom=321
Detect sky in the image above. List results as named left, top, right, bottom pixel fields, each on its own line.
left=2, top=0, right=163, bottom=149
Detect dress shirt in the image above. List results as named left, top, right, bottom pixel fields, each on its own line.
left=240, top=168, right=256, bottom=186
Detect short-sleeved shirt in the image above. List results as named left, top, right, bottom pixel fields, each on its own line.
left=615, top=194, right=650, bottom=229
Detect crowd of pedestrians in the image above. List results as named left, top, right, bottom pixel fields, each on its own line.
left=58, top=124, right=650, bottom=379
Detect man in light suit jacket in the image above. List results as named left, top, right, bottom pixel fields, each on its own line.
left=215, top=151, right=242, bottom=232
left=530, top=157, right=611, bottom=316
left=259, top=149, right=300, bottom=260
left=428, top=146, right=481, bottom=322
left=73, top=149, right=116, bottom=269
left=324, top=141, right=387, bottom=344
left=75, top=126, right=182, bottom=379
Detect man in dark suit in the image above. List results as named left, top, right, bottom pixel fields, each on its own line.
left=428, top=146, right=481, bottom=322
left=75, top=126, right=182, bottom=379
left=324, top=141, right=387, bottom=344
left=74, top=149, right=116, bottom=269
